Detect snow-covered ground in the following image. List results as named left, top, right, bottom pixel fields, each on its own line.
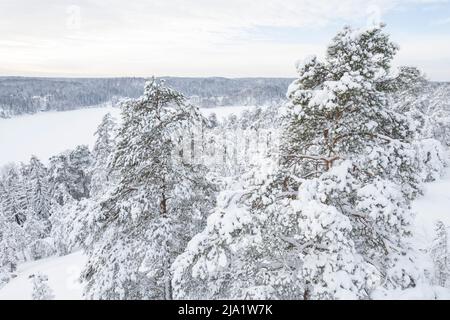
left=0, top=105, right=254, bottom=167
left=413, top=168, right=450, bottom=245
left=1, top=167, right=449, bottom=300
left=0, top=251, right=86, bottom=300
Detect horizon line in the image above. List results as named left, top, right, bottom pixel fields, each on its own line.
left=1, top=74, right=449, bottom=82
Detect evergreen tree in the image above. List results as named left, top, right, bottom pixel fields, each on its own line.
left=277, top=26, right=423, bottom=295
left=173, top=24, right=422, bottom=300
left=81, top=79, right=216, bottom=300
left=67, top=145, right=93, bottom=200
left=48, top=145, right=93, bottom=205
left=48, top=146, right=93, bottom=255
left=48, top=153, right=72, bottom=206
left=0, top=206, right=26, bottom=280
left=21, top=156, right=52, bottom=241
left=431, top=221, right=449, bottom=287
left=90, top=113, right=118, bottom=196
left=1, top=165, right=28, bottom=226
left=26, top=156, right=51, bottom=222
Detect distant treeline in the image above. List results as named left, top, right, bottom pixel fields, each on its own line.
left=0, top=77, right=294, bottom=118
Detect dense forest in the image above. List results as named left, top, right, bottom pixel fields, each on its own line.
left=0, top=77, right=293, bottom=118
left=1, top=24, right=450, bottom=300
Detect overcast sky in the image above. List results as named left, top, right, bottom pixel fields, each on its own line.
left=0, top=0, right=449, bottom=80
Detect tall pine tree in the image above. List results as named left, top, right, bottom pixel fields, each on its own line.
left=81, top=79, right=216, bottom=299
left=173, top=24, right=423, bottom=300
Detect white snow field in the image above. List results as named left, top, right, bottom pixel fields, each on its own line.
left=0, top=106, right=121, bottom=167
left=0, top=167, right=449, bottom=300
left=0, top=105, right=255, bottom=167
left=0, top=251, right=86, bottom=300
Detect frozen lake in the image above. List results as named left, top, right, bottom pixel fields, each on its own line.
left=0, top=106, right=122, bottom=167
left=0, top=105, right=255, bottom=167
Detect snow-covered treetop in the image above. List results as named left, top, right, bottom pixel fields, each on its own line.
left=326, top=23, right=398, bottom=80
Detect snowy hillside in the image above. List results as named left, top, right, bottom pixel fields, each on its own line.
left=0, top=251, right=86, bottom=300
left=1, top=167, right=449, bottom=300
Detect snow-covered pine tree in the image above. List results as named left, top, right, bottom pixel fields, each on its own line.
left=0, top=210, right=16, bottom=277
left=55, top=113, right=119, bottom=252
left=67, top=145, right=93, bottom=200
left=381, top=66, right=448, bottom=183
left=0, top=211, right=14, bottom=287
left=48, top=146, right=93, bottom=255
left=383, top=67, right=438, bottom=139
left=1, top=165, right=28, bottom=226
left=26, top=156, right=51, bottom=220
left=275, top=25, right=421, bottom=295
left=48, top=153, right=72, bottom=206
left=173, top=24, right=422, bottom=300
left=431, top=221, right=449, bottom=287
left=90, top=113, right=118, bottom=196
left=282, top=24, right=422, bottom=197
left=48, top=145, right=93, bottom=206
left=0, top=201, right=26, bottom=281
left=173, top=160, right=370, bottom=299
left=18, top=156, right=55, bottom=259
left=22, top=156, right=51, bottom=230
left=81, top=78, right=216, bottom=300
left=31, top=272, right=55, bottom=300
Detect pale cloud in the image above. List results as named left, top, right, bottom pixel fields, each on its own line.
left=394, top=34, right=450, bottom=81
left=432, top=16, right=450, bottom=25
left=0, top=0, right=448, bottom=79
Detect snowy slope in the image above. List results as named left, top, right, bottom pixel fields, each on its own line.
left=0, top=251, right=86, bottom=300
left=1, top=169, right=450, bottom=300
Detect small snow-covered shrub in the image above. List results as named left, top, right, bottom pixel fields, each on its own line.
left=31, top=272, right=55, bottom=300
left=0, top=268, right=11, bottom=289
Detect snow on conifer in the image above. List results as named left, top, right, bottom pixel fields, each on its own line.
left=0, top=22, right=449, bottom=301
left=90, top=113, right=118, bottom=197
left=172, top=24, right=440, bottom=300
left=81, top=78, right=216, bottom=300
left=431, top=221, right=449, bottom=288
